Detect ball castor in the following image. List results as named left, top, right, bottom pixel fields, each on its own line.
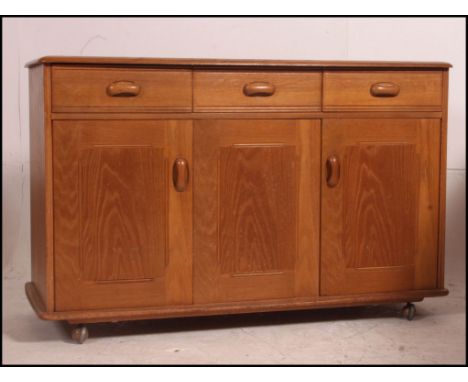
left=402, top=302, right=416, bottom=321
left=71, top=324, right=89, bottom=344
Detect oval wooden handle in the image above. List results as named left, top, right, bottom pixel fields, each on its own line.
left=107, top=81, right=141, bottom=97
left=172, top=158, right=189, bottom=192
left=370, top=82, right=400, bottom=97
left=243, top=82, right=275, bottom=97
left=326, top=155, right=340, bottom=188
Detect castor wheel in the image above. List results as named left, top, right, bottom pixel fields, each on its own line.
left=71, top=324, right=89, bottom=344
left=402, top=302, right=416, bottom=321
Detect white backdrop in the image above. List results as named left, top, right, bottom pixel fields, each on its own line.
left=2, top=17, right=466, bottom=279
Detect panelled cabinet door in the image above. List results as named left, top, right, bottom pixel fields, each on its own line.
left=53, top=120, right=192, bottom=311
left=321, top=119, right=441, bottom=296
left=194, top=119, right=320, bottom=303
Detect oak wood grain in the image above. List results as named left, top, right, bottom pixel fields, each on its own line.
left=437, top=70, right=450, bottom=288
left=342, top=143, right=417, bottom=269
left=50, top=111, right=445, bottom=120
left=194, top=71, right=321, bottom=111
left=218, top=144, right=296, bottom=275
left=321, top=119, right=440, bottom=296
left=25, top=56, right=452, bottom=69
left=194, top=119, right=320, bottom=303
left=29, top=64, right=54, bottom=311
left=29, top=65, right=55, bottom=312
left=25, top=282, right=448, bottom=324
left=52, top=66, right=192, bottom=113
left=323, top=71, right=443, bottom=111
left=53, top=120, right=192, bottom=311
left=26, top=58, right=450, bottom=330
left=79, top=146, right=166, bottom=281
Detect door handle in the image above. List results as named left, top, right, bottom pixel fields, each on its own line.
left=326, top=155, right=340, bottom=188
left=172, top=158, right=189, bottom=192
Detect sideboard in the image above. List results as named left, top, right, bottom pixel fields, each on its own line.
left=25, top=57, right=450, bottom=343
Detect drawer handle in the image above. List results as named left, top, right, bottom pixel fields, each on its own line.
left=243, top=82, right=276, bottom=97
left=172, top=158, right=189, bottom=192
left=370, top=82, right=400, bottom=97
left=326, top=155, right=340, bottom=188
left=107, top=81, right=141, bottom=97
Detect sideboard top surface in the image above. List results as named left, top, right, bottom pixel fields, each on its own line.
left=26, top=56, right=452, bottom=69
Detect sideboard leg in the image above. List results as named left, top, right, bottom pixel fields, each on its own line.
left=402, top=302, right=416, bottom=321
left=71, top=324, right=89, bottom=344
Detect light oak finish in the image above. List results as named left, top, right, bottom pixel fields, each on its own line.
left=53, top=120, right=192, bottom=311
left=438, top=70, right=450, bottom=288
left=323, top=71, right=443, bottom=111
left=194, top=119, right=320, bottom=303
left=52, top=66, right=192, bottom=113
left=321, top=119, right=440, bottom=295
left=26, top=57, right=450, bottom=339
left=26, top=56, right=452, bottom=69
left=26, top=282, right=447, bottom=324
left=50, top=111, right=444, bottom=120
left=194, top=71, right=321, bottom=111
left=29, top=65, right=50, bottom=310
left=29, top=65, right=55, bottom=312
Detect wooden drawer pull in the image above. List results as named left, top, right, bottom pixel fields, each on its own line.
left=243, top=82, right=275, bottom=97
left=106, top=81, right=141, bottom=97
left=326, top=155, right=340, bottom=188
left=172, top=158, right=189, bottom=192
left=370, top=82, right=400, bottom=97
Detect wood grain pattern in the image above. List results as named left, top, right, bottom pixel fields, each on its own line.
left=437, top=69, right=449, bottom=288
left=79, top=146, right=165, bottom=281
left=53, top=120, right=192, bottom=311
left=26, top=281, right=449, bottom=324
left=52, top=66, right=192, bottom=112
left=25, top=56, right=452, bottom=69
left=29, top=64, right=54, bottom=311
left=26, top=57, right=450, bottom=329
left=321, top=119, right=440, bottom=296
left=194, top=71, right=321, bottom=111
left=194, top=119, right=320, bottom=303
left=219, top=145, right=296, bottom=275
left=342, top=143, right=417, bottom=269
left=323, top=71, right=443, bottom=111
left=50, top=111, right=445, bottom=120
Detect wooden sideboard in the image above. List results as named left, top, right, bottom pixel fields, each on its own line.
left=26, top=57, right=450, bottom=343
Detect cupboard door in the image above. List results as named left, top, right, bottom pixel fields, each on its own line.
left=321, top=119, right=441, bottom=296
left=194, top=120, right=320, bottom=303
left=53, top=120, right=192, bottom=311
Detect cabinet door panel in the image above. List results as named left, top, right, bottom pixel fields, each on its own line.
left=53, top=120, right=192, bottom=311
left=194, top=120, right=320, bottom=303
left=321, top=119, right=440, bottom=296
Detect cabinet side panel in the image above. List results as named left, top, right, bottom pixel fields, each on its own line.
left=437, top=69, right=449, bottom=288
left=29, top=65, right=53, bottom=311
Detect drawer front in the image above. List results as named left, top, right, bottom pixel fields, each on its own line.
left=52, top=67, right=192, bottom=112
left=194, top=71, right=321, bottom=111
left=323, top=71, right=443, bottom=111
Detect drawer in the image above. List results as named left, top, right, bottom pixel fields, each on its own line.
left=194, top=71, right=321, bottom=111
left=323, top=71, right=443, bottom=111
left=52, top=67, right=192, bottom=112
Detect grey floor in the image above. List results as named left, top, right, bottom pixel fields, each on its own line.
left=3, top=254, right=465, bottom=364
